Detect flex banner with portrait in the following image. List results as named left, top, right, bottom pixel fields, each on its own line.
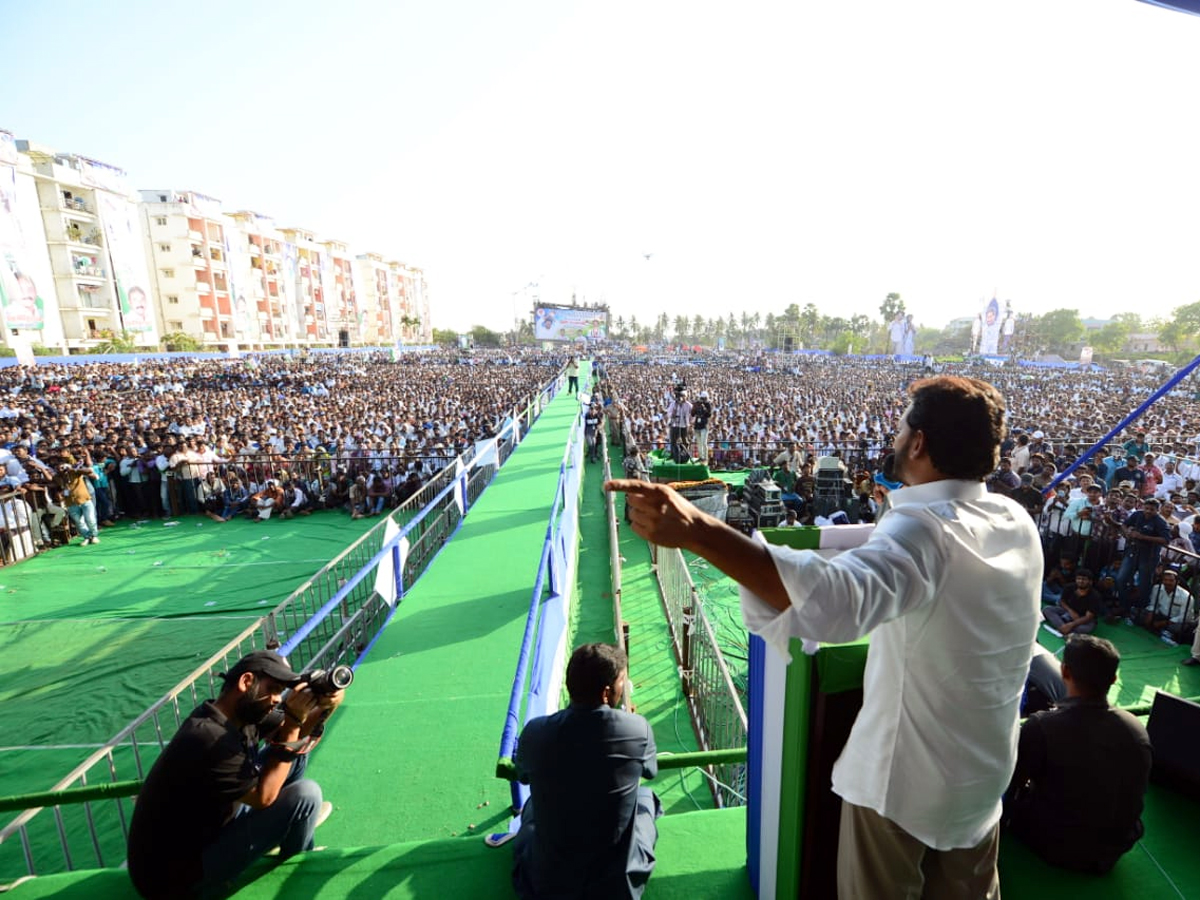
left=82, top=160, right=156, bottom=337
left=0, top=132, right=46, bottom=330
left=533, top=304, right=608, bottom=342
left=979, top=297, right=1002, bottom=355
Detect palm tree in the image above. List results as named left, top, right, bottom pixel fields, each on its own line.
left=673, top=315, right=688, bottom=342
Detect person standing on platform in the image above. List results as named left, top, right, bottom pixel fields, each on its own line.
left=508, top=643, right=661, bottom=900
left=607, top=375, right=1042, bottom=899
left=665, top=386, right=692, bottom=464
left=565, top=357, right=580, bottom=395
left=691, top=390, right=713, bottom=466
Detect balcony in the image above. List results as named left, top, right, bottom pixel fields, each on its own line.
left=72, top=264, right=106, bottom=280
left=188, top=230, right=204, bottom=242
left=195, top=281, right=212, bottom=293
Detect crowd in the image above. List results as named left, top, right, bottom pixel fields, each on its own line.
left=0, top=349, right=560, bottom=559
left=8, top=346, right=1200, bottom=633
left=591, top=351, right=1200, bottom=649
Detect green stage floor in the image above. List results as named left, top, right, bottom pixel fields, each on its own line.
left=6, top=371, right=1200, bottom=898
left=7, top=807, right=753, bottom=900
left=0, top=512, right=378, bottom=805
left=305, top=384, right=586, bottom=850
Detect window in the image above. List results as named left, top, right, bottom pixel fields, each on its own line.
left=169, top=321, right=183, bottom=331
left=155, top=216, right=167, bottom=227
left=167, top=295, right=179, bottom=305
left=161, top=268, right=175, bottom=279
left=159, top=243, right=170, bottom=253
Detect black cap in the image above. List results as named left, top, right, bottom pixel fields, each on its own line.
left=221, top=650, right=302, bottom=686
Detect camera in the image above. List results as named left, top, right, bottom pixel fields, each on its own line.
left=300, top=665, right=354, bottom=695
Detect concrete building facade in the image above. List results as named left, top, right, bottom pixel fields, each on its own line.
left=0, top=131, right=431, bottom=354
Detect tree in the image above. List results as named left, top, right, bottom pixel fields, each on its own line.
left=800, top=303, right=820, bottom=346
left=94, top=330, right=139, bottom=353
left=469, top=325, right=503, bottom=347
left=879, top=292, right=905, bottom=323
left=161, top=331, right=203, bottom=352
left=1091, top=320, right=1133, bottom=355
left=1035, top=309, right=1084, bottom=352
left=673, top=315, right=688, bottom=342
left=1160, top=301, right=1200, bottom=354
left=431, top=328, right=458, bottom=345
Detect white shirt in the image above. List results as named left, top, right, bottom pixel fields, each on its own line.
left=740, top=479, right=1041, bottom=850
left=1147, top=583, right=1193, bottom=625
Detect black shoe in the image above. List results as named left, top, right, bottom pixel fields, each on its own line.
left=1183, top=657, right=1200, bottom=666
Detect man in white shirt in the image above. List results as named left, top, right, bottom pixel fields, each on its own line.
left=608, top=375, right=1041, bottom=899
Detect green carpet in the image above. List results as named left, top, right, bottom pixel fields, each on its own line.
left=1033, top=621, right=1200, bottom=710
left=6, top=808, right=753, bottom=899
left=998, top=782, right=1200, bottom=898
left=0, top=511, right=379, bottom=882
left=568, top=439, right=714, bottom=814
left=306, top=387, right=583, bottom=849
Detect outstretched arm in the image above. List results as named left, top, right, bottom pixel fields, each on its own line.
left=605, top=479, right=790, bottom=612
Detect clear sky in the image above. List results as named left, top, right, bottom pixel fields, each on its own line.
left=3, top=0, right=1198, bottom=333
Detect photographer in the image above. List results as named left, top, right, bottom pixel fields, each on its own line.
left=128, top=650, right=345, bottom=899
left=52, top=452, right=99, bottom=546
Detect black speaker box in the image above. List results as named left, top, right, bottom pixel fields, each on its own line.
left=1147, top=690, right=1200, bottom=801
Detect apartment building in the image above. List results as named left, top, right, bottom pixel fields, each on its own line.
left=11, top=138, right=156, bottom=351
left=1, top=131, right=431, bottom=354
left=140, top=190, right=242, bottom=348
left=321, top=239, right=362, bottom=347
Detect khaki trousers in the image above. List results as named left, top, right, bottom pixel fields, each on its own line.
left=837, top=802, right=1000, bottom=900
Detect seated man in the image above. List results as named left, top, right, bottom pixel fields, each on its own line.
left=127, top=651, right=342, bottom=899
left=1041, top=553, right=1077, bottom=604
left=1042, top=567, right=1103, bottom=636
left=510, top=643, right=661, bottom=899
left=1133, top=566, right=1193, bottom=637
left=1005, top=635, right=1152, bottom=874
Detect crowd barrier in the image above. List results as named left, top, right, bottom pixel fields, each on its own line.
left=0, top=489, right=46, bottom=566
left=0, top=374, right=561, bottom=880
left=650, top=542, right=749, bottom=808
left=495, top=395, right=587, bottom=815
left=600, top=429, right=627, bottom=652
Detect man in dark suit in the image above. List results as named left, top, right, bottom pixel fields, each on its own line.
left=511, top=643, right=661, bottom=899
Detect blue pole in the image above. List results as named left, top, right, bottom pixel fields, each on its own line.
left=1046, top=354, right=1200, bottom=494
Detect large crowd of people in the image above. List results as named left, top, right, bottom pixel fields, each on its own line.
left=7, top=345, right=1200, bottom=647
left=0, top=349, right=559, bottom=557
left=590, top=351, right=1200, bottom=652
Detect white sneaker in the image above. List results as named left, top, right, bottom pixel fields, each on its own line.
left=265, top=802, right=333, bottom=857
left=89, top=536, right=100, bottom=545
left=315, top=800, right=333, bottom=829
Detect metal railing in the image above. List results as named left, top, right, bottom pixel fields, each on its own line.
left=0, top=375, right=561, bottom=880
left=601, top=429, right=626, bottom=652
left=651, top=543, right=748, bottom=808
left=0, top=490, right=48, bottom=566
left=1035, top=501, right=1200, bottom=632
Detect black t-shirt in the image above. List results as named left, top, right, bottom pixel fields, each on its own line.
left=584, top=410, right=602, bottom=432
left=1008, top=698, right=1151, bottom=873
left=1124, top=510, right=1171, bottom=560
left=127, top=701, right=262, bottom=898
left=692, top=400, right=712, bottom=430
left=1059, top=587, right=1104, bottom=621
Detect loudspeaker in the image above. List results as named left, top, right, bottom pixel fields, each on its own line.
left=1147, top=690, right=1200, bottom=801
left=338, top=329, right=350, bottom=348
left=784, top=335, right=794, bottom=352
